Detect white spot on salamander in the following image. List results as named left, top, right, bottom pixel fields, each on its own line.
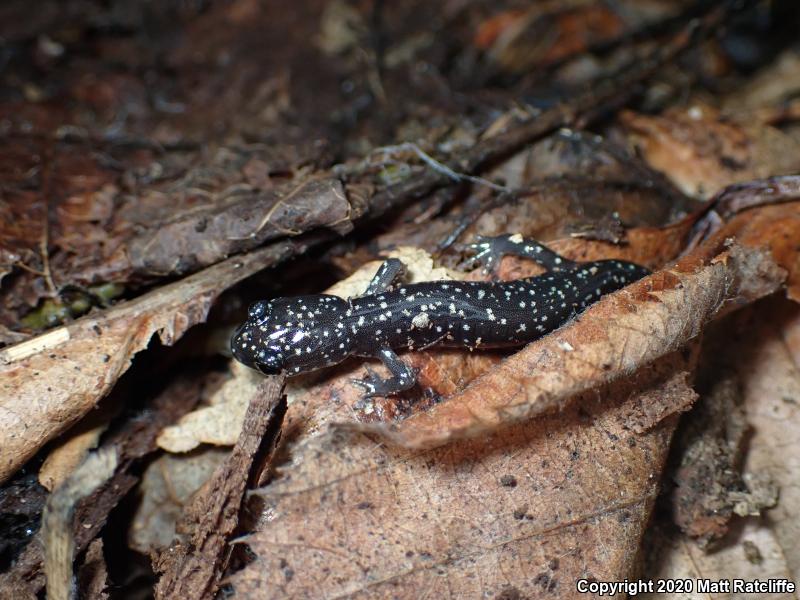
left=412, top=313, right=430, bottom=328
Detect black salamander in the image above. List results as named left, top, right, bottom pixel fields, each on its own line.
left=230, top=234, right=650, bottom=397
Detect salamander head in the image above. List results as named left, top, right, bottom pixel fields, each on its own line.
left=230, top=295, right=351, bottom=375
left=231, top=300, right=285, bottom=374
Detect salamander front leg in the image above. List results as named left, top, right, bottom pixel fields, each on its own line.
left=361, top=258, right=407, bottom=296
left=467, top=234, right=576, bottom=273
left=351, top=348, right=417, bottom=398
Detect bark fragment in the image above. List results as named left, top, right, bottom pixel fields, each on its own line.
left=153, top=376, right=286, bottom=600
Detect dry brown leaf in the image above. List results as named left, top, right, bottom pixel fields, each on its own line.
left=232, top=350, right=695, bottom=598
left=38, top=399, right=119, bottom=492
left=0, top=241, right=298, bottom=484
left=620, top=104, right=800, bottom=198
left=1, top=371, right=200, bottom=598
left=157, top=362, right=261, bottom=452
left=616, top=369, right=699, bottom=434
left=479, top=3, right=626, bottom=73
left=721, top=202, right=800, bottom=301
left=722, top=49, right=800, bottom=117
left=128, top=178, right=355, bottom=276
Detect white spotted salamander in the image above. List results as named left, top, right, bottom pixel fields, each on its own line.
left=231, top=234, right=649, bottom=397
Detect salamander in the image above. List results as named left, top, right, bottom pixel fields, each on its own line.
left=230, top=234, right=650, bottom=397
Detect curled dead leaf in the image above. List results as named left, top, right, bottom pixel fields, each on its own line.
left=327, top=201, right=799, bottom=449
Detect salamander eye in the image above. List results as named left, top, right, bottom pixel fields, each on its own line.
left=248, top=300, right=270, bottom=321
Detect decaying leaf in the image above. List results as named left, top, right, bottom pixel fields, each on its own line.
left=76, top=537, right=109, bottom=600
left=38, top=423, right=107, bottom=493
left=74, top=537, right=109, bottom=600
left=722, top=49, right=800, bottom=117
left=157, top=362, right=262, bottom=453
left=128, top=178, right=357, bottom=276
left=670, top=375, right=754, bottom=544
left=720, top=202, right=800, bottom=301
left=477, top=3, right=627, bottom=73
left=0, top=369, right=201, bottom=598
left=620, top=104, right=800, bottom=198
left=616, top=368, right=699, bottom=434
left=38, top=400, right=119, bottom=492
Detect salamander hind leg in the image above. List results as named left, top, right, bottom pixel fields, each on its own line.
left=467, top=234, right=577, bottom=274
left=351, top=348, right=417, bottom=398
left=361, top=258, right=407, bottom=296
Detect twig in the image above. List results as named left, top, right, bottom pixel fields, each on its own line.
left=380, top=143, right=510, bottom=193
left=39, top=141, right=58, bottom=297
left=11, top=261, right=48, bottom=277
